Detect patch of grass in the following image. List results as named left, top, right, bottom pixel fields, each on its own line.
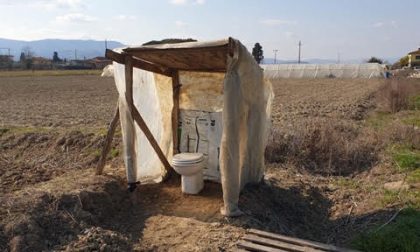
left=0, top=128, right=9, bottom=137
left=408, top=95, right=420, bottom=110
left=380, top=189, right=400, bottom=207
left=401, top=111, right=420, bottom=127
left=366, top=111, right=393, bottom=129
left=352, top=208, right=420, bottom=252
left=391, top=146, right=420, bottom=171
left=0, top=69, right=102, bottom=77
left=1, top=126, right=52, bottom=135
left=407, top=169, right=420, bottom=184
left=110, top=147, right=120, bottom=158
left=378, top=188, right=420, bottom=209
left=334, top=177, right=360, bottom=190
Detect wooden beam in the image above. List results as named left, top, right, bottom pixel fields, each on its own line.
left=124, top=56, right=137, bottom=181
left=243, top=235, right=323, bottom=252
left=237, top=241, right=287, bottom=252
left=106, top=49, right=173, bottom=77
left=248, top=229, right=359, bottom=252
left=125, top=56, right=134, bottom=107
left=171, top=70, right=180, bottom=154
left=96, top=100, right=120, bottom=175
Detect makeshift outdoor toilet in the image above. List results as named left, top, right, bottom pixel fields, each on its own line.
left=171, top=152, right=205, bottom=194
left=102, top=38, right=273, bottom=216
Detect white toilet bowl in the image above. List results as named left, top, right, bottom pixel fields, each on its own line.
left=171, top=153, right=205, bottom=194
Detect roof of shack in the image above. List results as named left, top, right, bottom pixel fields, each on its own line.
left=106, top=38, right=234, bottom=74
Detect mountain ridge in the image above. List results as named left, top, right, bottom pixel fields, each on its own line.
left=0, top=38, right=125, bottom=61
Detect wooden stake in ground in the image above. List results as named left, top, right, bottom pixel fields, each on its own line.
left=96, top=100, right=120, bottom=175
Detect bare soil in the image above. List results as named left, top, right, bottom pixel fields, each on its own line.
left=0, top=75, right=412, bottom=251
left=0, top=75, right=117, bottom=127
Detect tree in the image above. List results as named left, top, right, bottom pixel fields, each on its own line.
left=19, top=52, right=26, bottom=62
left=367, top=56, right=383, bottom=64
left=252, top=43, right=264, bottom=64
left=399, top=56, right=409, bottom=67
left=20, top=47, right=34, bottom=69
left=53, top=51, right=61, bottom=62
left=21, top=46, right=34, bottom=58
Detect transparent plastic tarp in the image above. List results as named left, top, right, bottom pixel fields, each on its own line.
left=262, top=63, right=385, bottom=79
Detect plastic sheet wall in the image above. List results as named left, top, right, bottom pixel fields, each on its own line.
left=262, top=63, right=385, bottom=79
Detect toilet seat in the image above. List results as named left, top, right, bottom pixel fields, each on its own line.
left=172, top=153, right=204, bottom=166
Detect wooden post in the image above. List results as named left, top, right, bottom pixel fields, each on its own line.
left=96, top=100, right=120, bottom=175
left=172, top=70, right=181, bottom=154
left=124, top=55, right=134, bottom=108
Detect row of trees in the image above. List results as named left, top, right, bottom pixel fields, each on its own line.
left=16, top=47, right=64, bottom=69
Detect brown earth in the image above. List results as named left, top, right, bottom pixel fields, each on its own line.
left=0, top=75, right=412, bottom=251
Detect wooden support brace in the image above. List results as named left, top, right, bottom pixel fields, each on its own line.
left=96, top=100, right=120, bottom=175
left=129, top=102, right=173, bottom=176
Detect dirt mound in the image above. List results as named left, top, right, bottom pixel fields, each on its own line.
left=0, top=129, right=121, bottom=194
left=1, top=173, right=130, bottom=251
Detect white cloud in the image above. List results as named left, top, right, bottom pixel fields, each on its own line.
left=194, top=0, right=205, bottom=5
left=170, top=0, right=187, bottom=5
left=260, top=19, right=297, bottom=26
left=0, top=0, right=85, bottom=9
left=56, top=13, right=97, bottom=23
left=372, top=21, right=398, bottom=28
left=169, top=0, right=205, bottom=5
left=390, top=20, right=398, bottom=28
left=113, top=15, right=137, bottom=21
left=175, top=20, right=188, bottom=27
left=285, top=31, right=297, bottom=39
left=372, top=22, right=384, bottom=28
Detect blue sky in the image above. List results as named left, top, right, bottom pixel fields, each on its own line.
left=1, top=0, right=419, bottom=61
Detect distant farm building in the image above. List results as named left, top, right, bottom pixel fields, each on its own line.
left=0, top=55, right=13, bottom=69
left=408, top=48, right=420, bottom=67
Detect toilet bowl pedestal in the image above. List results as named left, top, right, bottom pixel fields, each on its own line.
left=181, top=172, right=204, bottom=194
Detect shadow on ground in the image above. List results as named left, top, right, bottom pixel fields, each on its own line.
left=0, top=172, right=402, bottom=251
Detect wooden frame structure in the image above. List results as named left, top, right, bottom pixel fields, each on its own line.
left=96, top=39, right=235, bottom=177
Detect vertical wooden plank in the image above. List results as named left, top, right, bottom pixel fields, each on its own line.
left=172, top=70, right=181, bottom=154
left=124, top=55, right=134, bottom=108
left=96, top=99, right=120, bottom=175
left=124, top=55, right=137, bottom=181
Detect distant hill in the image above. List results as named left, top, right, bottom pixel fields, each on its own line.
left=0, top=38, right=125, bottom=61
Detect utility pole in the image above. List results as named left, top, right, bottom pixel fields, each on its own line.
left=298, top=41, right=302, bottom=64
left=105, top=39, right=108, bottom=50
left=273, top=49, right=278, bottom=64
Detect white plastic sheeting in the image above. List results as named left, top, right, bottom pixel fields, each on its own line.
left=111, top=39, right=273, bottom=216
left=262, top=63, right=385, bottom=79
